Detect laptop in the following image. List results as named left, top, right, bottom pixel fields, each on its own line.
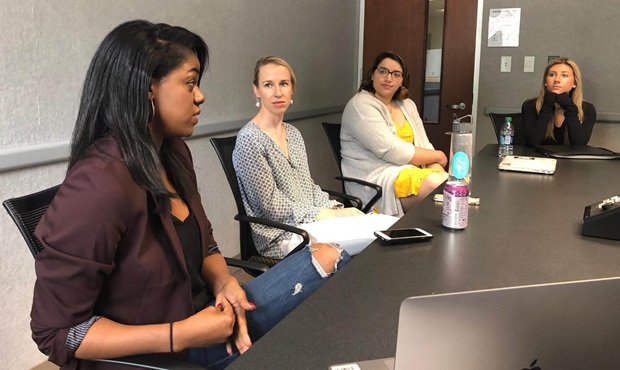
left=536, top=145, right=620, bottom=160
left=329, top=277, right=620, bottom=370
left=498, top=155, right=557, bottom=174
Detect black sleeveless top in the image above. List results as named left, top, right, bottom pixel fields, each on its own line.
left=172, top=212, right=212, bottom=312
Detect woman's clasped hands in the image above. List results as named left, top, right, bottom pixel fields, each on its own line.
left=175, top=278, right=256, bottom=355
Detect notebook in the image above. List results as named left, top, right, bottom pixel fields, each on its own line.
left=498, top=155, right=557, bottom=174
left=536, top=145, right=620, bottom=159
left=329, top=277, right=620, bottom=370
left=300, top=213, right=399, bottom=256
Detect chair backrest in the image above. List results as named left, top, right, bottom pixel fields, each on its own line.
left=321, top=121, right=383, bottom=213
left=489, top=112, right=525, bottom=146
left=321, top=122, right=344, bottom=175
left=3, top=185, right=60, bottom=257
left=210, top=136, right=262, bottom=262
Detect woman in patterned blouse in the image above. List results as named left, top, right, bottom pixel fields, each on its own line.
left=233, top=56, right=363, bottom=259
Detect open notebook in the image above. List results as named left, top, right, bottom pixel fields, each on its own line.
left=329, top=277, right=620, bottom=370
left=498, top=155, right=557, bottom=174
left=300, top=213, right=399, bottom=256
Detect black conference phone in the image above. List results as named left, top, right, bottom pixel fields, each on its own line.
left=583, top=195, right=620, bottom=241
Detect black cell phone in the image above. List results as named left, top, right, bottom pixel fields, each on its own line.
left=374, top=228, right=433, bottom=244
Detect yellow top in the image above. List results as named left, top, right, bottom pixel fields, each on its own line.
left=392, top=120, right=441, bottom=197
left=395, top=120, right=414, bottom=144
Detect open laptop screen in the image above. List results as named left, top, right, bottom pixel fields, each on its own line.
left=395, top=278, right=620, bottom=369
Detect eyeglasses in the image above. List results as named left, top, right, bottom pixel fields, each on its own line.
left=376, top=67, right=403, bottom=80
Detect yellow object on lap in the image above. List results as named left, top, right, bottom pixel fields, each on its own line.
left=394, top=167, right=442, bottom=197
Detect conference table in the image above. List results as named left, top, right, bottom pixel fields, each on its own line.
left=227, top=144, right=620, bottom=370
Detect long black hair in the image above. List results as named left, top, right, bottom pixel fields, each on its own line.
left=358, top=51, right=410, bottom=101
left=69, top=20, right=209, bottom=212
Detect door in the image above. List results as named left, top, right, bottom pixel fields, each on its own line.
left=363, top=0, right=478, bottom=155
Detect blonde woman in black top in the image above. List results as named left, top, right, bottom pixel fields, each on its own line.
left=522, top=57, right=596, bottom=146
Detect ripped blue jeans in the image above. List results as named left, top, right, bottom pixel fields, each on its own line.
left=187, top=246, right=351, bottom=369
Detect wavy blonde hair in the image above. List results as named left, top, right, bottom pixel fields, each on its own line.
left=535, top=57, right=584, bottom=142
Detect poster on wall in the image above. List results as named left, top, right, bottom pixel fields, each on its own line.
left=488, top=8, right=521, bottom=47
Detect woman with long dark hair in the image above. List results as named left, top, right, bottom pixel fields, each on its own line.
left=31, top=20, right=349, bottom=370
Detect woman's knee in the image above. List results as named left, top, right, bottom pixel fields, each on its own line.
left=426, top=171, right=448, bottom=188
left=309, top=243, right=348, bottom=277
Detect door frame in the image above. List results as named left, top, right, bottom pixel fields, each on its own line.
left=356, top=0, right=485, bottom=151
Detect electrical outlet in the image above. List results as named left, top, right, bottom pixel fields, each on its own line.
left=500, top=56, right=512, bottom=72
left=524, top=56, right=535, bottom=72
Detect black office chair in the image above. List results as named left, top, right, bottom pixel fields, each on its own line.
left=210, top=135, right=362, bottom=275
left=2, top=185, right=263, bottom=370
left=322, top=122, right=382, bottom=213
left=489, top=112, right=525, bottom=146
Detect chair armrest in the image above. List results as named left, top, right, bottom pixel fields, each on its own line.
left=95, top=353, right=206, bottom=369
left=335, top=176, right=383, bottom=214
left=323, top=189, right=363, bottom=210
left=234, top=214, right=310, bottom=259
left=224, top=257, right=269, bottom=275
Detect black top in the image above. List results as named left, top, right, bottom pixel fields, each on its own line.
left=521, top=94, right=596, bottom=147
left=172, top=212, right=211, bottom=312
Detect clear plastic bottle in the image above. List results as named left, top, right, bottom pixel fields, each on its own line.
left=498, top=117, right=514, bottom=157
left=448, top=115, right=473, bottom=188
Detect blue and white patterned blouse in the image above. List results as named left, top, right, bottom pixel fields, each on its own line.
left=232, top=121, right=341, bottom=258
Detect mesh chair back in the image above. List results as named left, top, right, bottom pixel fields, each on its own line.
left=489, top=112, right=525, bottom=146
left=321, top=122, right=382, bottom=213
left=322, top=122, right=344, bottom=174
left=210, top=136, right=246, bottom=216
left=210, top=136, right=277, bottom=269
left=3, top=185, right=60, bottom=257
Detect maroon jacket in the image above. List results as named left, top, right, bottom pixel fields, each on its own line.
left=32, top=136, right=219, bottom=369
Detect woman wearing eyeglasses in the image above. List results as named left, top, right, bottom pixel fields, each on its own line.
left=341, top=51, right=447, bottom=217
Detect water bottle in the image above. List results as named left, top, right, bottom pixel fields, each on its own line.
left=498, top=117, right=514, bottom=157
left=447, top=114, right=473, bottom=188
left=443, top=114, right=472, bottom=229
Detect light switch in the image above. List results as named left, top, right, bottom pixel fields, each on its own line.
left=500, top=56, right=512, bottom=72
left=524, top=56, right=535, bottom=73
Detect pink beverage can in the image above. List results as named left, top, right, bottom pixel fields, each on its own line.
left=442, top=181, right=469, bottom=229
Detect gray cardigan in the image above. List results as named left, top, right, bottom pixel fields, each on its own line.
left=341, top=91, right=434, bottom=216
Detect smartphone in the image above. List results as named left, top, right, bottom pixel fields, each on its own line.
left=374, top=228, right=433, bottom=243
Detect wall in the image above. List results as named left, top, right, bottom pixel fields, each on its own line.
left=0, top=1, right=359, bottom=368
left=475, top=0, right=620, bottom=152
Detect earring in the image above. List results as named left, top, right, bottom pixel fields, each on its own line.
left=255, top=97, right=260, bottom=108
left=150, top=99, right=155, bottom=119
left=290, top=99, right=294, bottom=105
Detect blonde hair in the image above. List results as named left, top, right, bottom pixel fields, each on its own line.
left=253, top=56, right=296, bottom=92
left=535, top=57, right=584, bottom=142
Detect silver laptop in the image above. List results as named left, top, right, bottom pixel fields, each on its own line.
left=330, top=277, right=620, bottom=370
